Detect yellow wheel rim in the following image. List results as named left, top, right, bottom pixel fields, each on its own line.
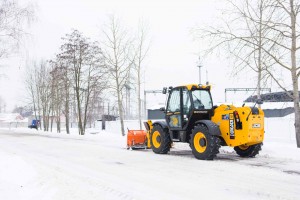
left=239, top=144, right=249, bottom=150
left=152, top=131, right=161, bottom=148
left=194, top=132, right=207, bottom=153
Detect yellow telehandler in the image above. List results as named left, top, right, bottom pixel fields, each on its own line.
left=142, top=84, right=264, bottom=160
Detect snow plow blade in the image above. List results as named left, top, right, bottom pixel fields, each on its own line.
left=127, top=130, right=149, bottom=150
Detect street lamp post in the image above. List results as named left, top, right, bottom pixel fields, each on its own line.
left=197, top=64, right=202, bottom=84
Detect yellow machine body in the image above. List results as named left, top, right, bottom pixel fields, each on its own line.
left=211, top=104, right=264, bottom=147
left=139, top=84, right=265, bottom=160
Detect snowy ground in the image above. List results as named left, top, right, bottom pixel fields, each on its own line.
left=0, top=116, right=299, bottom=200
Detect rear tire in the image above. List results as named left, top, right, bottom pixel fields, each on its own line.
left=234, top=143, right=262, bottom=157
left=150, top=125, right=171, bottom=154
left=190, top=124, right=220, bottom=160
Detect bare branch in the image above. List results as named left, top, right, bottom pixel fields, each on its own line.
left=265, top=68, right=294, bottom=99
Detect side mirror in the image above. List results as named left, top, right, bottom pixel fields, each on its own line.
left=159, top=107, right=165, bottom=111
left=256, top=99, right=263, bottom=105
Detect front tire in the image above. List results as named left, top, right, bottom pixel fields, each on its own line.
left=190, top=124, right=220, bottom=160
left=150, top=125, right=171, bottom=154
left=234, top=143, right=262, bottom=157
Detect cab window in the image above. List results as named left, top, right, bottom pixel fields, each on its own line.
left=191, top=90, right=213, bottom=110
left=167, top=89, right=180, bottom=112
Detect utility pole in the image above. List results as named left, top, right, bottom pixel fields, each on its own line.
left=197, top=57, right=203, bottom=84
left=206, top=69, right=209, bottom=84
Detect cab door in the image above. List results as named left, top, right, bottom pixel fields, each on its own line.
left=166, top=88, right=182, bottom=129
left=182, top=88, right=192, bottom=128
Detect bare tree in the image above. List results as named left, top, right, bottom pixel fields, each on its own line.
left=101, top=15, right=133, bottom=136
left=81, top=41, right=106, bottom=131
left=56, top=55, right=72, bottom=134
left=0, top=0, right=34, bottom=62
left=25, top=68, right=36, bottom=117
left=261, top=0, right=300, bottom=147
left=60, top=30, right=106, bottom=135
left=36, top=61, right=52, bottom=131
left=133, top=21, right=150, bottom=129
left=60, top=30, right=86, bottom=135
left=25, top=61, right=41, bottom=129
left=196, top=0, right=300, bottom=147
left=195, top=0, right=275, bottom=100
left=25, top=60, right=51, bottom=131
left=49, top=60, right=66, bottom=133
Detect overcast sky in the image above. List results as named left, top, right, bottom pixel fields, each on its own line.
left=0, top=0, right=273, bottom=111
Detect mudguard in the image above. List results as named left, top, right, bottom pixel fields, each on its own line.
left=152, top=120, right=168, bottom=129
left=194, top=120, right=221, bottom=136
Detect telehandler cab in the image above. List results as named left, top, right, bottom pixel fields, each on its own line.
left=143, top=84, right=264, bottom=160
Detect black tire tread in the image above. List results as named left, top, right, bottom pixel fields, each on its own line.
left=190, top=124, right=221, bottom=160
left=234, top=143, right=262, bottom=157
left=150, top=124, right=171, bottom=154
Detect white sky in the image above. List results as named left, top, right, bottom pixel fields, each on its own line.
left=0, top=0, right=283, bottom=111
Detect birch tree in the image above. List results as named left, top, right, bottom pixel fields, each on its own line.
left=133, top=22, right=150, bottom=129
left=195, top=0, right=275, bottom=100
left=263, top=0, right=300, bottom=147
left=196, top=0, right=300, bottom=147
left=102, top=15, right=133, bottom=136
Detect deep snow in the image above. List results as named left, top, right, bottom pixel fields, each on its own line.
left=0, top=116, right=299, bottom=200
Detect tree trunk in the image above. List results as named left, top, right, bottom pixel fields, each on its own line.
left=117, top=93, right=125, bottom=136
left=138, top=67, right=142, bottom=130
left=76, top=88, right=84, bottom=135
left=257, top=0, right=263, bottom=108
left=294, top=99, right=300, bottom=147
left=290, top=0, right=300, bottom=147
left=56, top=117, right=61, bottom=133
left=65, top=99, right=70, bottom=134
left=75, top=61, right=84, bottom=135
left=65, top=79, right=70, bottom=134
left=83, top=69, right=92, bottom=134
left=50, top=110, right=54, bottom=132
left=291, top=51, right=300, bottom=147
left=116, top=79, right=125, bottom=136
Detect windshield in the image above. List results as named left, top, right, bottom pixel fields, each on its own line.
left=191, top=90, right=213, bottom=110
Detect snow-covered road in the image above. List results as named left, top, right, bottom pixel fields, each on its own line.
left=0, top=127, right=299, bottom=200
